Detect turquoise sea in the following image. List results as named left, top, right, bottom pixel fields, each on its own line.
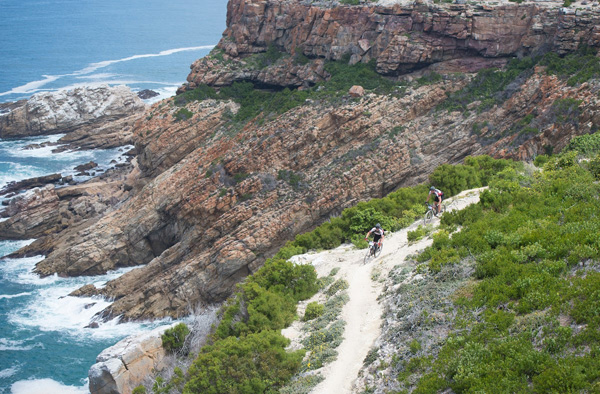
left=0, top=0, right=227, bottom=392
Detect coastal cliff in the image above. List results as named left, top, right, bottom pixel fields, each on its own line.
left=4, top=0, right=600, bottom=323
left=183, top=0, right=600, bottom=89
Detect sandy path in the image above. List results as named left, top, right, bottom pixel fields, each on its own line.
left=288, top=188, right=486, bottom=394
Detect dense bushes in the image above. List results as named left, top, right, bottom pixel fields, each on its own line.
left=174, top=54, right=400, bottom=124
left=429, top=155, right=519, bottom=197
left=437, top=56, right=536, bottom=113
left=540, top=46, right=600, bottom=86
left=185, top=330, right=304, bottom=394
left=438, top=48, right=600, bottom=115
left=403, top=144, right=600, bottom=393
left=180, top=257, right=318, bottom=393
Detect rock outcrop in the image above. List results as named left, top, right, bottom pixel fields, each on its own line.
left=27, top=64, right=600, bottom=321
left=182, top=0, right=600, bottom=91
left=0, top=84, right=146, bottom=139
left=88, top=325, right=173, bottom=394
left=8, top=0, right=600, bottom=323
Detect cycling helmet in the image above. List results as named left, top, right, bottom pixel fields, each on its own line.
left=376, top=223, right=381, bottom=229
left=430, top=186, right=436, bottom=191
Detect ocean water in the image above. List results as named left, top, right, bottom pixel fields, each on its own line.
left=0, top=0, right=227, bottom=392
left=0, top=0, right=227, bottom=103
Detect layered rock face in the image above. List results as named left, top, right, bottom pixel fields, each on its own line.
left=0, top=84, right=146, bottom=140
left=30, top=68, right=600, bottom=321
left=8, top=0, right=600, bottom=322
left=183, top=0, right=600, bottom=90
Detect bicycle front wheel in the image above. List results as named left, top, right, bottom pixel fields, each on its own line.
left=424, top=210, right=433, bottom=225
left=374, top=244, right=383, bottom=258
left=364, top=247, right=372, bottom=264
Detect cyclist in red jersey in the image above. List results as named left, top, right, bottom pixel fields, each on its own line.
left=427, top=186, right=444, bottom=215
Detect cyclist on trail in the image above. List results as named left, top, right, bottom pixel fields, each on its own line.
left=426, top=186, right=444, bottom=215
left=365, top=223, right=385, bottom=252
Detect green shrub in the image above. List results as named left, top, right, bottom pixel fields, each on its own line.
left=437, top=57, right=536, bottom=113
left=588, top=153, right=600, bottom=179
left=303, top=302, right=325, bottom=321
left=407, top=225, right=428, bottom=243
left=184, top=330, right=304, bottom=394
left=174, top=108, right=194, bottom=122
left=416, top=72, right=442, bottom=86
left=132, top=386, right=146, bottom=394
left=540, top=47, right=600, bottom=86
left=278, top=169, right=304, bottom=190
left=564, top=131, right=600, bottom=155
left=161, top=323, right=190, bottom=354
left=534, top=154, right=550, bottom=167
left=409, top=339, right=422, bottom=354
left=326, top=279, right=349, bottom=296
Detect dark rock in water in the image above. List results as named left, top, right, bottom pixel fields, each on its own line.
left=0, top=173, right=62, bottom=196
left=86, top=322, right=100, bottom=329
left=74, top=161, right=98, bottom=173
left=137, top=89, right=160, bottom=100
left=23, top=141, right=59, bottom=150
left=84, top=303, right=97, bottom=310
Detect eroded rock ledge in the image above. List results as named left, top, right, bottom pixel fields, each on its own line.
left=182, top=0, right=600, bottom=91
left=7, top=0, right=600, bottom=323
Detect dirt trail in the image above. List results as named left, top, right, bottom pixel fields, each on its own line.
left=285, top=188, right=486, bottom=393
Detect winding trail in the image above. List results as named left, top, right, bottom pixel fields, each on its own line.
left=285, top=187, right=486, bottom=393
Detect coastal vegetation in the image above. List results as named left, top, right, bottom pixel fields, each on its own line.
left=438, top=47, right=600, bottom=115
left=173, top=54, right=400, bottom=124
left=140, top=154, right=533, bottom=393
left=365, top=131, right=600, bottom=392
left=143, top=130, right=600, bottom=392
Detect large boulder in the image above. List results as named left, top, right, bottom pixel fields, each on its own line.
left=0, top=84, right=146, bottom=138
left=88, top=324, right=174, bottom=394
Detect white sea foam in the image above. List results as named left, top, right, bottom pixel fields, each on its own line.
left=11, top=378, right=88, bottom=394
left=0, top=365, right=20, bottom=379
left=0, top=75, right=62, bottom=97
left=4, top=261, right=165, bottom=340
left=0, top=292, right=32, bottom=300
left=0, top=338, right=42, bottom=352
left=13, top=145, right=90, bottom=161
left=0, top=163, right=39, bottom=189
left=74, top=45, right=215, bottom=75
left=0, top=45, right=214, bottom=98
left=74, top=73, right=118, bottom=80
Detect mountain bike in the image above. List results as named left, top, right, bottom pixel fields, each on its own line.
left=363, top=240, right=383, bottom=264
left=423, top=203, right=444, bottom=225
left=423, top=199, right=458, bottom=224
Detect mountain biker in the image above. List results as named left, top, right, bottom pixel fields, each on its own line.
left=426, top=186, right=444, bottom=215
left=365, top=223, right=385, bottom=252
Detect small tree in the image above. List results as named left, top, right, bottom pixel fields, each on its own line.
left=161, top=323, right=190, bottom=354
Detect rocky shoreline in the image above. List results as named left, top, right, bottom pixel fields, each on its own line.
left=2, top=0, right=600, bottom=391
left=2, top=0, right=599, bottom=324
